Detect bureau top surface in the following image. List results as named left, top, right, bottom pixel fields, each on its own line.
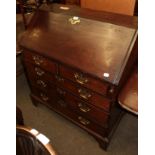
left=20, top=7, right=137, bottom=85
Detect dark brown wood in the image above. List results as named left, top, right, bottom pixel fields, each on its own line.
left=20, top=10, right=137, bottom=85
left=56, top=87, right=110, bottom=126
left=48, top=4, right=137, bottom=28
left=23, top=51, right=57, bottom=74
left=20, top=4, right=137, bottom=150
left=54, top=77, right=111, bottom=111
left=59, top=65, right=109, bottom=95
left=24, top=62, right=55, bottom=82
left=30, top=94, right=107, bottom=137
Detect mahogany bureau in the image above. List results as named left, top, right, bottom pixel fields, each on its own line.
left=19, top=4, right=138, bottom=150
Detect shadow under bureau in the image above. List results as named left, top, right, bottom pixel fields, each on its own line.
left=19, top=5, right=138, bottom=150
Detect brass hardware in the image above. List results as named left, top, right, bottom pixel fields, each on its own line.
left=69, top=17, right=80, bottom=25
left=35, top=67, right=44, bottom=76
left=37, top=80, right=47, bottom=88
left=74, top=73, right=88, bottom=85
left=32, top=55, right=43, bottom=65
left=78, top=103, right=91, bottom=113
left=55, top=75, right=64, bottom=82
left=40, top=93, right=49, bottom=101
left=78, top=89, right=91, bottom=100
left=56, top=88, right=66, bottom=96
left=57, top=99, right=67, bottom=107
left=78, top=116, right=90, bottom=125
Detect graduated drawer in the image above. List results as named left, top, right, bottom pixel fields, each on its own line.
left=59, top=65, right=109, bottom=96
left=31, top=87, right=106, bottom=137
left=28, top=75, right=52, bottom=92
left=23, top=51, right=57, bottom=74
left=31, top=87, right=53, bottom=105
left=55, top=76, right=111, bottom=111
left=56, top=87, right=109, bottom=126
left=24, top=62, right=55, bottom=82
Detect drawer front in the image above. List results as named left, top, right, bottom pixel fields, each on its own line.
left=55, top=76, right=111, bottom=111
left=69, top=113, right=106, bottom=136
left=59, top=65, right=109, bottom=95
left=29, top=76, right=52, bottom=92
left=31, top=87, right=52, bottom=105
left=25, top=62, right=55, bottom=83
left=23, top=51, right=57, bottom=74
left=32, top=93, right=106, bottom=137
left=31, top=87, right=106, bottom=137
left=52, top=100, right=106, bottom=136
left=56, top=87, right=109, bottom=126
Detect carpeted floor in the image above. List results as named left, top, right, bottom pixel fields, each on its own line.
left=16, top=74, right=138, bottom=155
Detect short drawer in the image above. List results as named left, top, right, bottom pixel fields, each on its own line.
left=56, top=87, right=109, bottom=126
left=59, top=65, right=109, bottom=95
left=25, top=62, right=55, bottom=83
left=29, top=77, right=52, bottom=92
left=55, top=76, right=111, bottom=111
left=23, top=51, right=57, bottom=74
left=31, top=87, right=52, bottom=104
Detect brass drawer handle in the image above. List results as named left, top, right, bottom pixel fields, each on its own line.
left=35, top=67, right=45, bottom=76
left=40, top=93, right=49, bottom=101
left=56, top=88, right=66, bottom=96
left=78, top=116, right=90, bottom=125
left=55, top=75, right=64, bottom=82
left=74, top=73, right=88, bottom=85
left=32, top=55, right=44, bottom=65
left=78, top=103, right=91, bottom=113
left=37, top=80, right=47, bottom=88
left=78, top=89, right=91, bottom=100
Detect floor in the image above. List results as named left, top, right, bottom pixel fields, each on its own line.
left=16, top=74, right=138, bottom=155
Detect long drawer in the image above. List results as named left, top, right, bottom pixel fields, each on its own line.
left=24, top=51, right=57, bottom=74
left=59, top=65, right=109, bottom=96
left=56, top=87, right=109, bottom=127
left=31, top=87, right=106, bottom=137
left=31, top=87, right=52, bottom=106
left=55, top=76, right=111, bottom=111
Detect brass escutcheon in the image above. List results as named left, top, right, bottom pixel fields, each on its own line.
left=78, top=88, right=91, bottom=100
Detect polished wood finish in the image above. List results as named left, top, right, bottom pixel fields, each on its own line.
left=23, top=51, right=57, bottom=73
left=56, top=88, right=110, bottom=126
left=54, top=76, right=111, bottom=111
left=59, top=65, right=109, bottom=95
left=47, top=4, right=137, bottom=28
left=118, top=67, right=138, bottom=114
left=20, top=4, right=137, bottom=150
left=20, top=10, right=137, bottom=85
